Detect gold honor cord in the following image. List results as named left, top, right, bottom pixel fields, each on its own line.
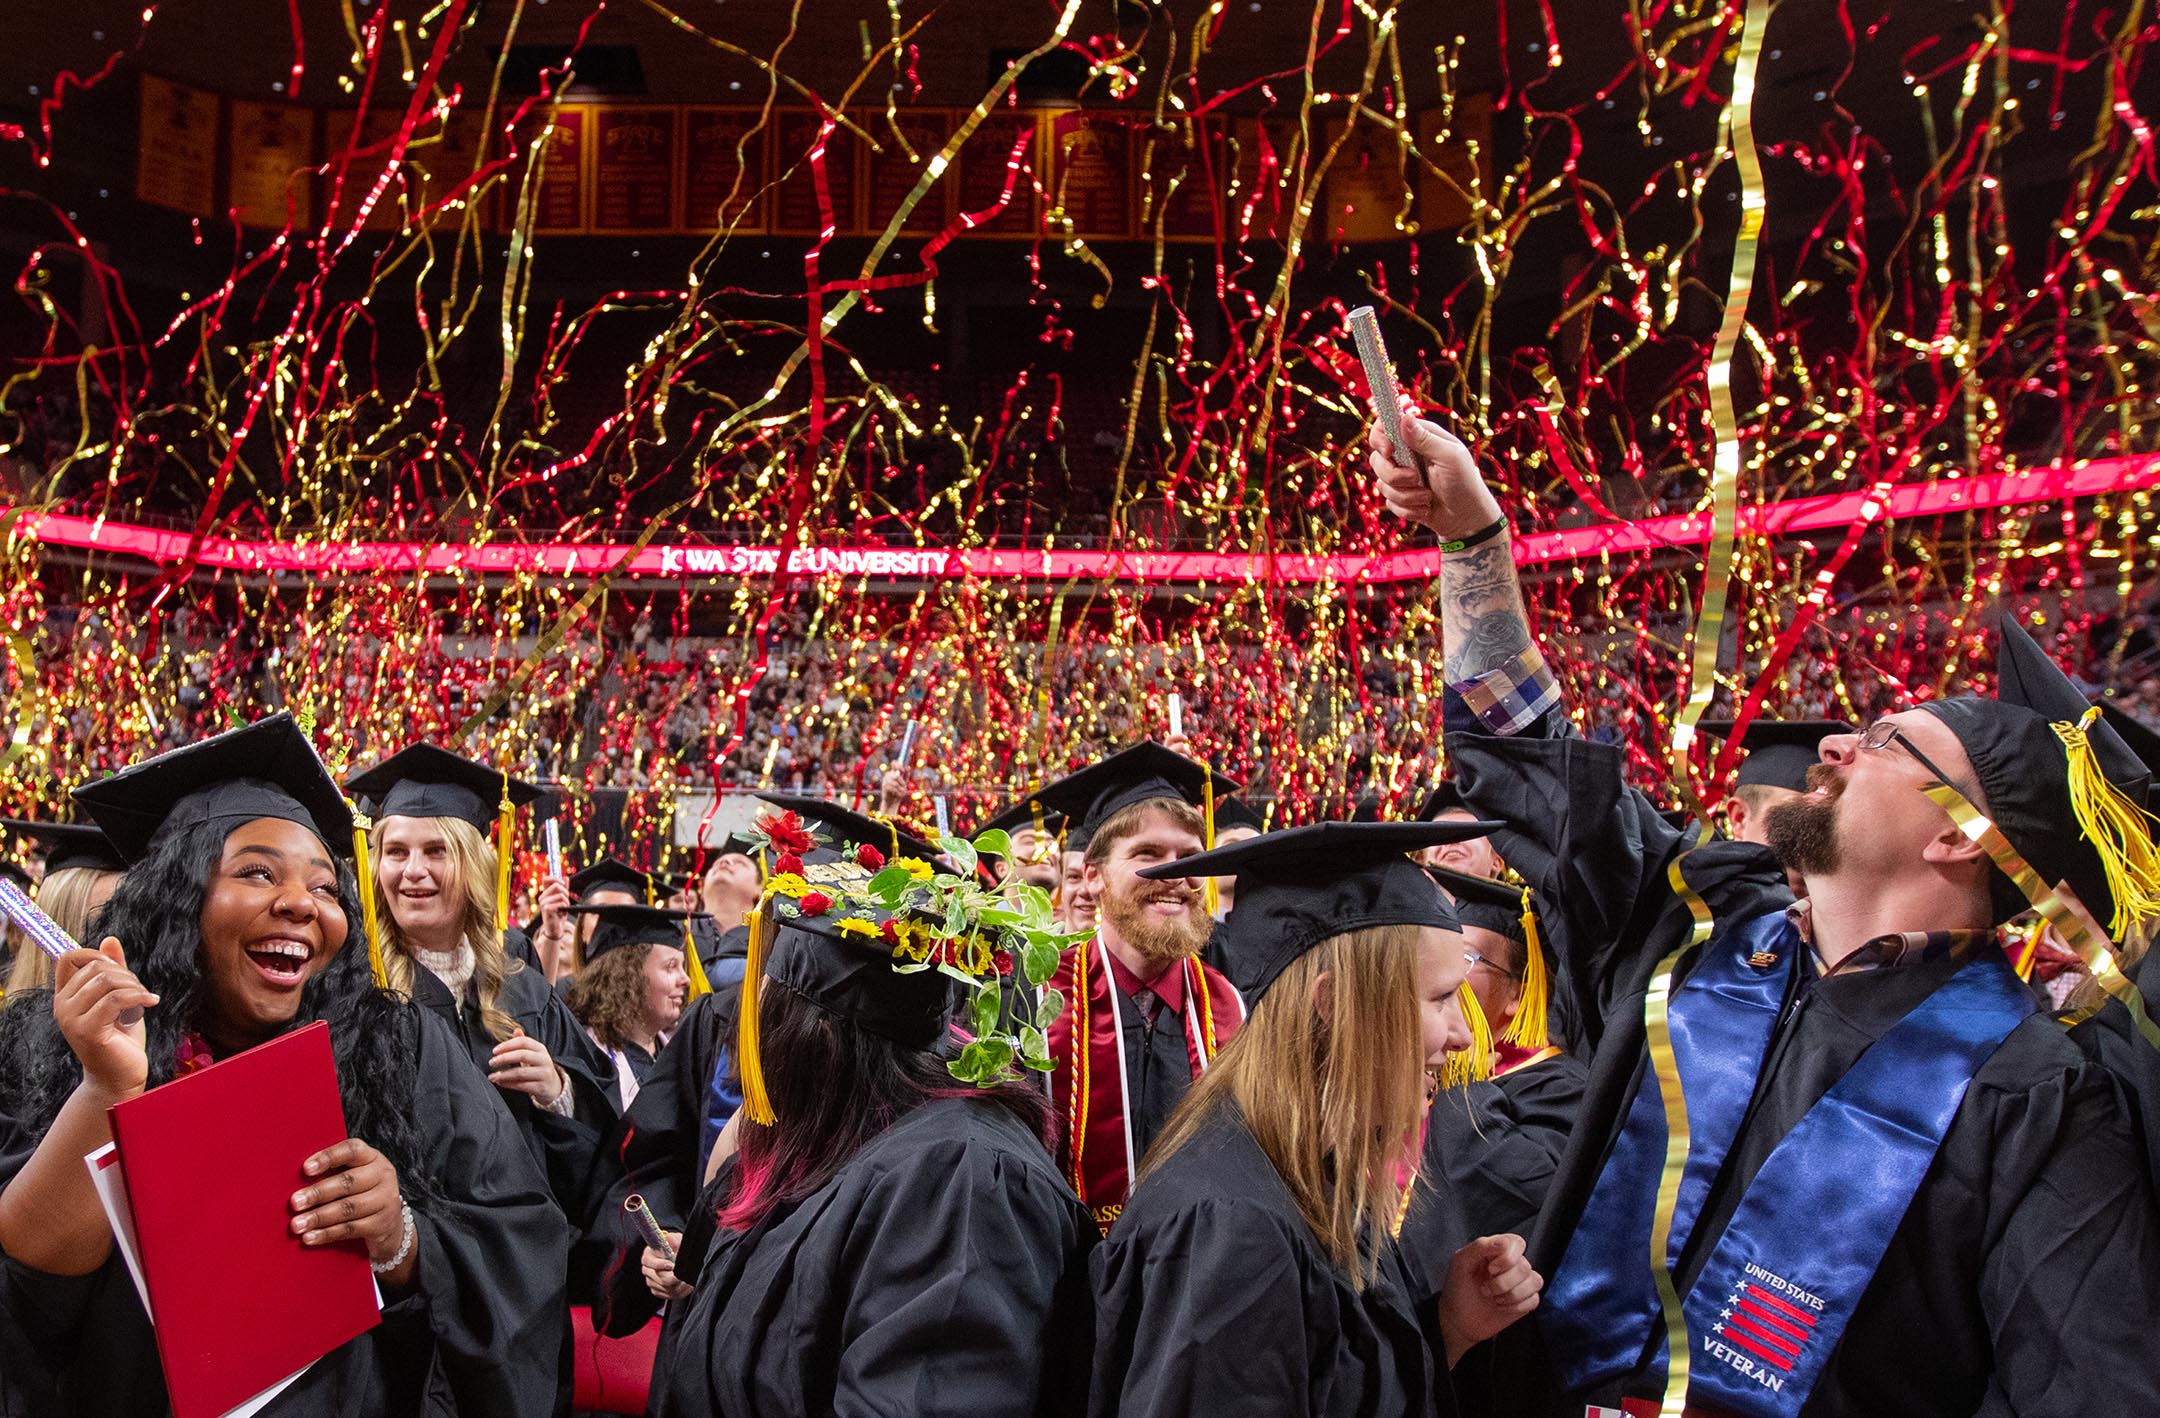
left=1921, top=782, right=2160, bottom=1051
left=1669, top=0, right=1774, bottom=820
left=1643, top=846, right=1721, bottom=1415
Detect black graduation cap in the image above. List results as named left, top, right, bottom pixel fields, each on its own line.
left=1215, top=797, right=1266, bottom=834
left=1920, top=620, right=2157, bottom=931
left=972, top=796, right=1065, bottom=869
left=565, top=903, right=703, bottom=965
left=73, top=714, right=355, bottom=864
left=0, top=860, right=27, bottom=891
left=760, top=906, right=957, bottom=1050
left=570, top=857, right=679, bottom=903
left=343, top=744, right=545, bottom=833
left=2098, top=701, right=2160, bottom=810
left=1139, top=820, right=1501, bottom=1003
left=753, top=792, right=938, bottom=865
left=0, top=819, right=126, bottom=877
left=1030, top=741, right=1242, bottom=842
left=1424, top=864, right=1527, bottom=945
left=1698, top=718, right=1852, bottom=794
left=1417, top=781, right=1471, bottom=820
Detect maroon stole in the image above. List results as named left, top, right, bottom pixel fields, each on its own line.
left=1047, top=938, right=1245, bottom=1234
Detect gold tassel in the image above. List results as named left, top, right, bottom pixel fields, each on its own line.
left=1201, top=775, right=1219, bottom=917
left=1439, top=982, right=1494, bottom=1088
left=349, top=808, right=389, bottom=989
left=494, top=770, right=514, bottom=934
left=737, top=904, right=775, bottom=1125
left=1500, top=885, right=1550, bottom=1050
left=682, top=920, right=712, bottom=1001
left=2052, top=708, right=2160, bottom=937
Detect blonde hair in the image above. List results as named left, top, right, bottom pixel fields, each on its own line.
left=5, top=867, right=123, bottom=999
left=369, top=815, right=521, bottom=1042
left=1141, top=923, right=1428, bottom=1288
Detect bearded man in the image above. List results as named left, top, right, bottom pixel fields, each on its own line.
left=1033, top=744, right=1247, bottom=1233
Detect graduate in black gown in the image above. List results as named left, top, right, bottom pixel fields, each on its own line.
left=649, top=797, right=1095, bottom=1418
left=1403, top=868, right=1587, bottom=1285
left=0, top=715, right=566, bottom=1417
left=1368, top=411, right=2160, bottom=1417
left=562, top=904, right=698, bottom=1110
left=344, top=748, right=619, bottom=1225
left=1090, top=822, right=1545, bottom=1418
left=588, top=799, right=934, bottom=1340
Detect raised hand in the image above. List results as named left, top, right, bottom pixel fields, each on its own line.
left=52, top=938, right=157, bottom=1102
left=641, top=1230, right=693, bottom=1301
left=1367, top=415, right=1502, bottom=541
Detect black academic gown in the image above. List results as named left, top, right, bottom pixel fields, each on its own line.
left=1399, top=1052, right=1590, bottom=1301
left=651, top=1096, right=1097, bottom=1418
left=0, top=1008, right=568, bottom=1417
left=1444, top=704, right=2160, bottom=1418
left=1089, top=1101, right=1455, bottom=1418
left=2072, top=948, right=2160, bottom=1195
left=587, top=930, right=747, bottom=1338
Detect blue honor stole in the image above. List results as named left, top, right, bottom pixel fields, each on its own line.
left=1542, top=912, right=2034, bottom=1417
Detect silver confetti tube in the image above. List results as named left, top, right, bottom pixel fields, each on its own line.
left=624, top=1193, right=677, bottom=1262
left=1347, top=305, right=1414, bottom=468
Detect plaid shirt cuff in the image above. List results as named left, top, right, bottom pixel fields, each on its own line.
left=1449, top=644, right=1562, bottom=736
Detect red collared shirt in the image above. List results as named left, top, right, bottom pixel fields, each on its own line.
left=1101, top=945, right=1188, bottom=1015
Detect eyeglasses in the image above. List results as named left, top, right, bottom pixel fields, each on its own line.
left=1856, top=719, right=1965, bottom=794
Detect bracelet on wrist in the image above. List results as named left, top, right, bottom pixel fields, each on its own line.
left=371, top=1199, right=417, bottom=1276
left=1437, top=516, right=1508, bottom=554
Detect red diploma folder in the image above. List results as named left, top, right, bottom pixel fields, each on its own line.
left=106, top=1020, right=381, bottom=1418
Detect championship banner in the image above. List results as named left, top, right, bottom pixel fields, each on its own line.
left=228, top=100, right=317, bottom=231
left=952, top=108, right=1043, bottom=237
left=321, top=107, right=409, bottom=235
left=1229, top=114, right=1304, bottom=243
left=592, top=106, right=680, bottom=234
left=507, top=105, right=592, bottom=235
left=1320, top=116, right=1415, bottom=243
left=770, top=109, right=863, bottom=238
left=135, top=75, right=219, bottom=219
left=1417, top=95, right=1494, bottom=233
left=1048, top=110, right=1134, bottom=240
left=863, top=108, right=958, bottom=237
left=1137, top=116, right=1227, bottom=242
left=682, top=107, right=770, bottom=234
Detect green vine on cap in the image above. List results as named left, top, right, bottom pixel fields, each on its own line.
left=751, top=811, right=1086, bottom=1088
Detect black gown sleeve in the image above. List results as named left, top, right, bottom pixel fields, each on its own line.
left=400, top=1007, right=574, bottom=1418
left=1963, top=1056, right=2160, bottom=1415
left=1088, top=1197, right=1323, bottom=1418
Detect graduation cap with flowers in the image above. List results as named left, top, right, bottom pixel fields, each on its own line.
left=734, top=796, right=1086, bottom=1126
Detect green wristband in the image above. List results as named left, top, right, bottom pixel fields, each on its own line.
left=1437, top=517, right=1508, bottom=554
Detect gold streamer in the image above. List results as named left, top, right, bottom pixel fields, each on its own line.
left=1668, top=0, right=1774, bottom=818
left=1921, top=781, right=2160, bottom=1051
left=1644, top=844, right=1720, bottom=1414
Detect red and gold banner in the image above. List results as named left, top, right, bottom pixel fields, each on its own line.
left=682, top=107, right=769, bottom=234
left=228, top=100, right=316, bottom=230
left=953, top=108, right=1043, bottom=237
left=507, top=106, right=591, bottom=235
left=321, top=107, right=408, bottom=235
left=771, top=110, right=862, bottom=238
left=1136, top=117, right=1227, bottom=242
left=1048, top=110, right=1133, bottom=240
left=592, top=106, right=680, bottom=234
left=136, top=75, right=219, bottom=219
left=1320, top=116, right=1414, bottom=243
left=1417, top=96, right=1494, bottom=234
left=862, top=108, right=957, bottom=237
left=1229, top=114, right=1304, bottom=243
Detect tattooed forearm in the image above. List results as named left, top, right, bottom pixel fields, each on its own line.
left=1440, top=541, right=1533, bottom=682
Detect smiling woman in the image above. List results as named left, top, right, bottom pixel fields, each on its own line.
left=0, top=715, right=570, bottom=1416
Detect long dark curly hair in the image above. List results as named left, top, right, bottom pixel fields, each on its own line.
left=0, top=820, right=441, bottom=1203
